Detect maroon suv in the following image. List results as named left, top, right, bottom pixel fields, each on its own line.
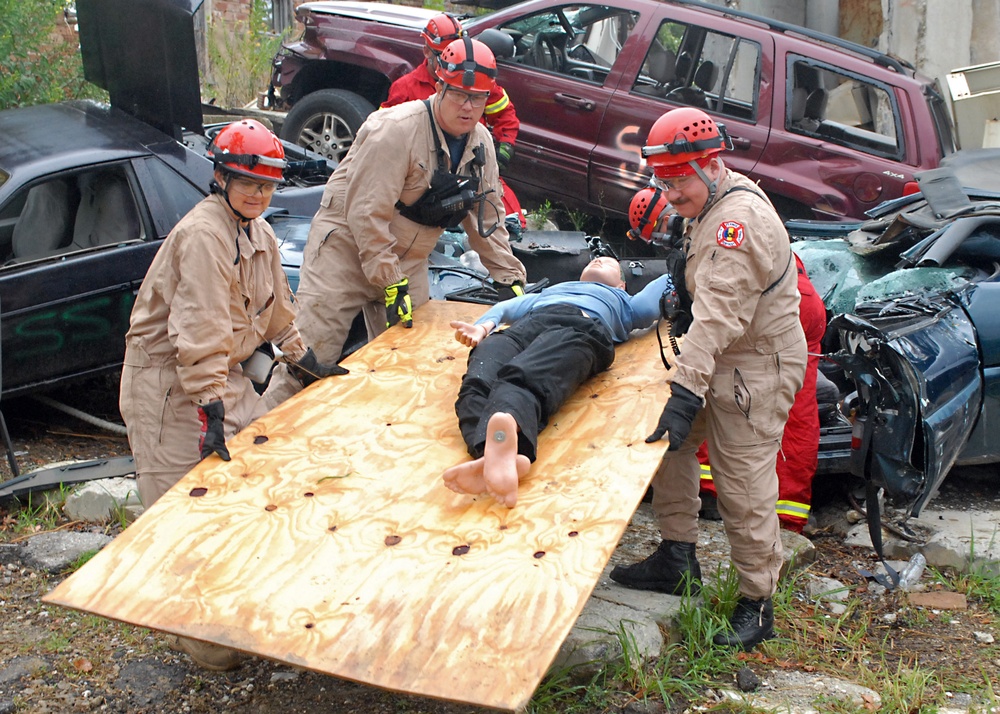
left=269, top=0, right=957, bottom=221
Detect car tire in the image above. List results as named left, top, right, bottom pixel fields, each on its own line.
left=280, top=89, right=375, bottom=164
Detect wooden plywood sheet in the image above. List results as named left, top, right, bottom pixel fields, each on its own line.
left=44, top=300, right=672, bottom=712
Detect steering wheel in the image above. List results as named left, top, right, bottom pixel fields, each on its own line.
left=530, top=33, right=563, bottom=72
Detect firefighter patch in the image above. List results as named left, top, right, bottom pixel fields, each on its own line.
left=716, top=221, right=745, bottom=248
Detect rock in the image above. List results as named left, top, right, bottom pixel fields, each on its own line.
left=20, top=531, right=112, bottom=573
left=907, top=591, right=968, bottom=610
left=64, top=477, right=142, bottom=523
left=621, top=699, right=667, bottom=713
left=553, top=597, right=663, bottom=680
left=779, top=529, right=817, bottom=577
left=113, top=658, right=186, bottom=709
left=270, top=669, right=300, bottom=684
left=973, top=631, right=994, bottom=644
left=806, top=575, right=849, bottom=602
left=0, top=656, right=49, bottom=685
left=735, top=666, right=760, bottom=692
left=729, top=670, right=881, bottom=711
left=0, top=544, right=21, bottom=567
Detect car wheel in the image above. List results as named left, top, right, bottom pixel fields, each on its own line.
left=280, top=89, right=376, bottom=164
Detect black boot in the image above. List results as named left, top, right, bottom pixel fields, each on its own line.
left=698, top=493, right=722, bottom=521
left=609, top=540, right=701, bottom=594
left=712, top=596, right=774, bottom=650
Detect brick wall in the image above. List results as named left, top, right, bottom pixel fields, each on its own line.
left=209, top=0, right=252, bottom=25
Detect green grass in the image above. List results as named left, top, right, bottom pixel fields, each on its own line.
left=67, top=549, right=100, bottom=572
left=525, top=547, right=1000, bottom=713
left=6, top=489, right=68, bottom=535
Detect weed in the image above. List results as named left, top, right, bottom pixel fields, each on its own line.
left=8, top=490, right=65, bottom=535
left=67, top=549, right=99, bottom=572
left=861, top=660, right=939, bottom=712
left=204, top=0, right=285, bottom=108
left=932, top=525, right=1000, bottom=613
left=525, top=200, right=554, bottom=231
left=40, top=632, right=72, bottom=653
left=562, top=206, right=591, bottom=232
left=0, top=0, right=106, bottom=109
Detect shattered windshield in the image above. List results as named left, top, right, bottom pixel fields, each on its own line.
left=793, top=239, right=974, bottom=314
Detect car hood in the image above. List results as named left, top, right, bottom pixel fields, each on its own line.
left=77, top=0, right=203, bottom=138
left=296, top=1, right=437, bottom=27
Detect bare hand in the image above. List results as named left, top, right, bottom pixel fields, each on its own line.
left=450, top=320, right=489, bottom=347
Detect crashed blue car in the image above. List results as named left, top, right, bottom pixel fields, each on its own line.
left=791, top=150, right=1000, bottom=517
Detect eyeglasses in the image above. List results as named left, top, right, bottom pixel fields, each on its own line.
left=229, top=176, right=277, bottom=197
left=444, top=86, right=489, bottom=108
left=652, top=174, right=698, bottom=192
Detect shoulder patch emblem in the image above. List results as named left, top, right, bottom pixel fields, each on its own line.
left=716, top=221, right=745, bottom=249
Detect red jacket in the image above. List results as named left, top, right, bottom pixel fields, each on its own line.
left=699, top=253, right=825, bottom=533
left=381, top=61, right=519, bottom=144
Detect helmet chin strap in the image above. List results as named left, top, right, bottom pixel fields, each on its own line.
left=689, top=159, right=718, bottom=205
left=210, top=175, right=252, bottom=224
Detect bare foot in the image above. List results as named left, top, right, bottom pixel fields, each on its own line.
left=483, top=412, right=530, bottom=507
left=442, top=458, right=488, bottom=496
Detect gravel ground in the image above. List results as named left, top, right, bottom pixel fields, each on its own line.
left=1, top=377, right=999, bottom=713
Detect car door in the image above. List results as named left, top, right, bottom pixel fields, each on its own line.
left=486, top=4, right=646, bottom=212
left=0, top=159, right=198, bottom=398
left=593, top=6, right=773, bottom=218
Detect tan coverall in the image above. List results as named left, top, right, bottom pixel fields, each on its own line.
left=263, top=99, right=526, bottom=408
left=651, top=170, right=807, bottom=599
left=120, top=194, right=307, bottom=506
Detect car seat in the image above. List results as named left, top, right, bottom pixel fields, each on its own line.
left=789, top=86, right=808, bottom=126
left=802, top=88, right=828, bottom=131
left=634, top=44, right=676, bottom=96
left=71, top=171, right=141, bottom=251
left=10, top=180, right=75, bottom=262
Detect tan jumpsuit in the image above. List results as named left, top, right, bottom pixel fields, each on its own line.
left=263, top=99, right=526, bottom=408
left=120, top=195, right=306, bottom=506
left=651, top=169, right=807, bottom=599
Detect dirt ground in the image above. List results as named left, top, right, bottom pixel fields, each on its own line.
left=1, top=378, right=998, bottom=713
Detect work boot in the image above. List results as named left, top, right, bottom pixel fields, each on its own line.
left=712, top=596, right=774, bottom=650
left=698, top=493, right=722, bottom=521
left=166, top=635, right=245, bottom=671
left=609, top=540, right=701, bottom=594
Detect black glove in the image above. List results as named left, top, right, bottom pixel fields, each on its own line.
left=496, top=142, right=514, bottom=172
left=495, top=280, right=525, bottom=302
left=197, top=400, right=231, bottom=462
left=288, top=347, right=348, bottom=387
left=645, top=383, right=702, bottom=450
left=384, top=278, right=413, bottom=328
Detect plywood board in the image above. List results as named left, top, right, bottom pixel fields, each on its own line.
left=44, top=300, right=673, bottom=712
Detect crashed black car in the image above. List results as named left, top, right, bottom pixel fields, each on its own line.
left=0, top=0, right=335, bottom=400
left=790, top=150, right=1000, bottom=517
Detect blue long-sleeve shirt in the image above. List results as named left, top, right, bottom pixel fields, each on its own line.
left=475, top=273, right=672, bottom=343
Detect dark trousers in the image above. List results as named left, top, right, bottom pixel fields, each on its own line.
left=455, top=305, right=616, bottom=461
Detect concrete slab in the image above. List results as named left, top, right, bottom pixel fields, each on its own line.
left=845, top=506, right=1000, bottom=575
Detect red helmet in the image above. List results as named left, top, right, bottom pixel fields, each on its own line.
left=628, top=186, right=671, bottom=242
left=207, top=119, right=287, bottom=182
left=436, top=37, right=497, bottom=93
left=641, top=107, right=727, bottom=179
left=422, top=13, right=465, bottom=53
